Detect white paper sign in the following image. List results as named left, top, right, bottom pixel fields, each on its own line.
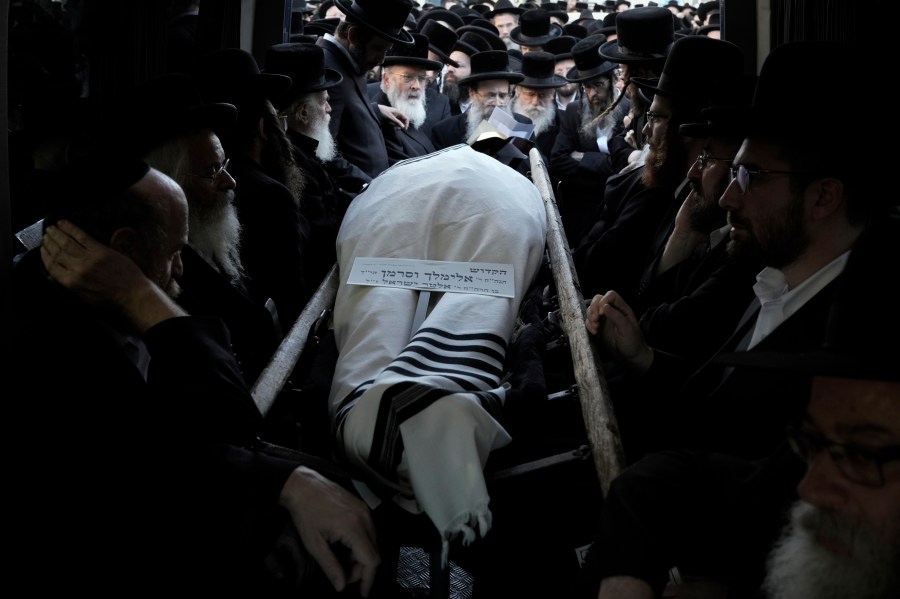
left=347, top=257, right=516, bottom=298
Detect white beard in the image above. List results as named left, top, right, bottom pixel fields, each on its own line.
left=189, top=189, right=244, bottom=283
left=308, top=113, right=337, bottom=162
left=465, top=101, right=511, bottom=141
left=383, top=80, right=428, bottom=129
left=763, top=501, right=900, bottom=599
left=512, top=97, right=556, bottom=136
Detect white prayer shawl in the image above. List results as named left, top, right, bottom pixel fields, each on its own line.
left=329, top=145, right=547, bottom=559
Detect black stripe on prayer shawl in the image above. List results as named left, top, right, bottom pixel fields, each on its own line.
left=368, top=381, right=505, bottom=479
left=413, top=329, right=507, bottom=364
left=389, top=354, right=501, bottom=384
left=384, top=364, right=489, bottom=391
left=417, top=327, right=508, bottom=351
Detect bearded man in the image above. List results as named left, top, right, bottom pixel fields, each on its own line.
left=371, top=32, right=441, bottom=164
left=549, top=34, right=628, bottom=245
left=510, top=51, right=565, bottom=161
left=132, top=73, right=284, bottom=384
left=429, top=50, right=531, bottom=150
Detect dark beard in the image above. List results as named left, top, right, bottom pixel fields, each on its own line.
left=642, top=125, right=687, bottom=190
left=260, top=110, right=306, bottom=208
left=728, top=189, right=808, bottom=269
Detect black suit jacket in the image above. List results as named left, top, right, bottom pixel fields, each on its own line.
left=228, top=155, right=310, bottom=330
left=10, top=248, right=300, bottom=595
left=317, top=37, right=389, bottom=179
left=366, top=81, right=451, bottom=138
left=370, top=89, right=437, bottom=164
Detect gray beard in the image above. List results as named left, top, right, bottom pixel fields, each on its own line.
left=512, top=97, right=556, bottom=136
left=309, top=114, right=337, bottom=162
left=763, top=502, right=900, bottom=599
left=383, top=81, right=428, bottom=129
left=189, top=190, right=244, bottom=283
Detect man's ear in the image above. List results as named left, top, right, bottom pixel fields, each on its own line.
left=109, top=227, right=139, bottom=258
left=297, top=103, right=310, bottom=126
left=808, top=177, right=845, bottom=222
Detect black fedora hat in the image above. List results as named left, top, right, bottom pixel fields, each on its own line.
left=305, top=17, right=341, bottom=36
left=509, top=8, right=564, bottom=47
left=715, top=215, right=900, bottom=383
left=487, top=0, right=525, bottom=19
left=417, top=7, right=466, bottom=31
left=566, top=34, right=616, bottom=82
left=126, top=73, right=238, bottom=156
left=335, top=0, right=416, bottom=45
left=563, top=22, right=588, bottom=39
left=419, top=19, right=460, bottom=67
left=264, top=43, right=343, bottom=111
left=457, top=18, right=500, bottom=36
left=193, top=48, right=292, bottom=105
left=598, top=6, right=673, bottom=64
left=516, top=51, right=567, bottom=88
left=456, top=23, right=507, bottom=51
left=382, top=32, right=444, bottom=70
left=745, top=41, right=855, bottom=139
left=543, top=34, right=578, bottom=60
left=630, top=36, right=743, bottom=111
left=679, top=74, right=756, bottom=139
left=452, top=31, right=493, bottom=57
left=458, top=50, right=525, bottom=85
left=597, top=11, right=617, bottom=35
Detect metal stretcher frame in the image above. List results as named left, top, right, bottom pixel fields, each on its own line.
left=250, top=148, right=625, bottom=496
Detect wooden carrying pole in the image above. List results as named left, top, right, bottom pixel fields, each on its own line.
left=251, top=264, right=340, bottom=416
left=528, top=148, right=625, bottom=495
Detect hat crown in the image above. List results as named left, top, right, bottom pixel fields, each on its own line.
left=571, top=34, right=607, bottom=71
left=336, top=0, right=415, bottom=44
left=456, top=31, right=493, bottom=55
left=520, top=50, right=556, bottom=80
left=386, top=32, right=432, bottom=62
left=519, top=8, right=552, bottom=36
left=420, top=19, right=459, bottom=55
left=604, top=6, right=673, bottom=59
left=652, top=36, right=743, bottom=106
left=543, top=34, right=577, bottom=56
left=470, top=49, right=512, bottom=75
left=265, top=43, right=324, bottom=81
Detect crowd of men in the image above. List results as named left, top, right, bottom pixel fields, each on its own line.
left=8, top=0, right=897, bottom=598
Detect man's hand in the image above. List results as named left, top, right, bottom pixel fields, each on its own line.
left=585, top=291, right=654, bottom=375
left=378, top=104, right=409, bottom=129
left=570, top=151, right=585, bottom=161
left=279, top=466, right=380, bottom=597
left=40, top=220, right=185, bottom=332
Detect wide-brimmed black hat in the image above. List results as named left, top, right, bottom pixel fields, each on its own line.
left=335, top=0, right=415, bottom=45
left=746, top=41, right=853, bottom=139
left=543, top=34, right=578, bottom=60
left=382, top=32, right=444, bottom=70
left=456, top=23, right=507, bottom=51
left=292, top=0, right=315, bottom=14
left=563, top=22, right=588, bottom=39
left=126, top=73, right=237, bottom=156
left=509, top=8, right=564, bottom=47
left=193, top=48, right=293, bottom=105
left=630, top=36, right=743, bottom=112
left=305, top=17, right=341, bottom=36
left=598, top=6, right=673, bottom=64
left=264, top=43, right=343, bottom=111
left=487, top=0, right=525, bottom=19
left=715, top=215, right=900, bottom=383
left=458, top=50, right=524, bottom=85
left=452, top=31, right=493, bottom=57
left=417, top=7, right=465, bottom=31
left=697, top=11, right=720, bottom=36
left=597, top=11, right=617, bottom=35
left=516, top=51, right=567, bottom=88
left=695, top=0, right=718, bottom=24
left=419, top=19, right=460, bottom=67
left=458, top=18, right=500, bottom=36
left=566, top=34, right=616, bottom=82
left=678, top=74, right=756, bottom=139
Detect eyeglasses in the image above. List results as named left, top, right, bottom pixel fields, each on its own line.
left=582, top=78, right=610, bottom=91
left=645, top=111, right=670, bottom=125
left=189, top=158, right=230, bottom=182
left=476, top=90, right=512, bottom=102
left=614, top=68, right=624, bottom=79
left=516, top=88, right=555, bottom=101
left=786, top=425, right=900, bottom=488
left=729, top=164, right=802, bottom=194
left=392, top=72, right=428, bottom=85
left=696, top=150, right=731, bottom=169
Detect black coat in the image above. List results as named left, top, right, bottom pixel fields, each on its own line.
left=317, top=37, right=388, bottom=180
left=370, top=88, right=437, bottom=164
left=429, top=110, right=534, bottom=151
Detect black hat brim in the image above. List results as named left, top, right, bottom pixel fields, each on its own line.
left=508, top=23, right=565, bottom=47
left=458, top=71, right=525, bottom=86
left=517, top=73, right=568, bottom=88
left=335, top=0, right=415, bottom=45
left=598, top=39, right=668, bottom=64
left=382, top=56, right=444, bottom=71
left=565, top=61, right=616, bottom=82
